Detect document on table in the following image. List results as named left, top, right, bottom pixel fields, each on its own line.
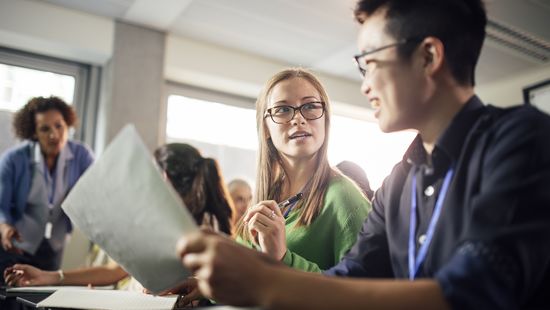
left=37, top=288, right=177, bottom=310
left=62, top=124, right=198, bottom=294
left=6, top=285, right=111, bottom=294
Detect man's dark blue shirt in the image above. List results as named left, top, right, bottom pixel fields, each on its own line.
left=325, top=96, right=550, bottom=309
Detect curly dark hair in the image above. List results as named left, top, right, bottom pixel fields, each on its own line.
left=12, top=96, right=78, bottom=140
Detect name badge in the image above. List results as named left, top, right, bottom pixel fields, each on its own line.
left=45, top=222, right=52, bottom=239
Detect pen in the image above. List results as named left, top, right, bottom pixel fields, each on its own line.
left=278, top=192, right=303, bottom=209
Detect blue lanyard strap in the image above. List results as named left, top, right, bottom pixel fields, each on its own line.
left=408, top=166, right=454, bottom=280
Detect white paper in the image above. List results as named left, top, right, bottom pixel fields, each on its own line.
left=7, top=285, right=112, bottom=294
left=37, top=288, right=177, bottom=310
left=62, top=124, right=198, bottom=293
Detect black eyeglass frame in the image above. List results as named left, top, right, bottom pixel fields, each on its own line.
left=353, top=37, right=424, bottom=77
left=264, top=101, right=326, bottom=124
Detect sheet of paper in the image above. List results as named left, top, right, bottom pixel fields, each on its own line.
left=37, top=288, right=177, bottom=310
left=62, top=124, right=198, bottom=293
left=7, top=285, right=111, bottom=294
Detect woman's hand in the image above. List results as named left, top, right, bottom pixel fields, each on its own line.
left=0, top=223, right=23, bottom=254
left=244, top=200, right=287, bottom=261
left=3, top=264, right=60, bottom=287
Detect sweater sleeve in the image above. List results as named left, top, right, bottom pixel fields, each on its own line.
left=282, top=248, right=323, bottom=273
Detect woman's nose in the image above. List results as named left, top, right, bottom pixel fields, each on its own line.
left=290, top=110, right=306, bottom=125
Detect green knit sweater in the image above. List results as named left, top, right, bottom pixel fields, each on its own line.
left=237, top=176, right=370, bottom=272
left=281, top=176, right=371, bottom=273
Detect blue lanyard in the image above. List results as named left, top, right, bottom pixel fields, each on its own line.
left=408, top=166, right=454, bottom=280
left=43, top=161, right=56, bottom=205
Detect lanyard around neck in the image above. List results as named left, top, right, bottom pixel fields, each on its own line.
left=408, top=166, right=454, bottom=280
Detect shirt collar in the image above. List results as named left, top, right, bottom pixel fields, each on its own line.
left=404, top=95, right=485, bottom=167
left=31, top=141, right=74, bottom=166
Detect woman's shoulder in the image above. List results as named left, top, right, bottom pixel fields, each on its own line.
left=67, top=140, right=94, bottom=160
left=67, top=140, right=92, bottom=153
left=0, top=141, right=32, bottom=164
left=325, top=175, right=370, bottom=207
left=320, top=175, right=371, bottom=224
left=327, top=175, right=364, bottom=196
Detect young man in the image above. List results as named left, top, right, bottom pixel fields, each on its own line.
left=177, top=0, right=550, bottom=308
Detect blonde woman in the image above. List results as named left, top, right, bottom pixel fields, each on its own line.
left=236, top=68, right=371, bottom=272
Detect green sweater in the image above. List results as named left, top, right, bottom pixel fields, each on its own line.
left=281, top=176, right=371, bottom=273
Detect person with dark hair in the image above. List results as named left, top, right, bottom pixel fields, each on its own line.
left=0, top=96, right=94, bottom=285
left=154, top=143, right=234, bottom=235
left=174, top=0, right=550, bottom=309
left=336, top=160, right=374, bottom=201
left=3, top=143, right=234, bottom=291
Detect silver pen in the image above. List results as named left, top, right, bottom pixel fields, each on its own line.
left=278, top=192, right=303, bottom=209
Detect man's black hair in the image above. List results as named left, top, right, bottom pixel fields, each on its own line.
left=354, top=0, right=487, bottom=86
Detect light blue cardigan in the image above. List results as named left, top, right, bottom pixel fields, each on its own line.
left=0, top=140, right=94, bottom=230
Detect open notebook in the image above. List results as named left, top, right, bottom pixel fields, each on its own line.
left=62, top=125, right=198, bottom=294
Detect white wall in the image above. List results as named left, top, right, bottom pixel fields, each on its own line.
left=477, top=64, right=550, bottom=107
left=164, top=35, right=366, bottom=113
left=0, top=0, right=113, bottom=65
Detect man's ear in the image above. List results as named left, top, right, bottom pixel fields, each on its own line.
left=419, top=36, right=445, bottom=77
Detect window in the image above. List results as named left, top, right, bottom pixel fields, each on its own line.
left=524, top=79, right=550, bottom=115
left=330, top=115, right=415, bottom=189
left=0, top=47, right=99, bottom=153
left=164, top=84, right=257, bottom=186
left=164, top=85, right=416, bottom=191
left=0, top=63, right=75, bottom=110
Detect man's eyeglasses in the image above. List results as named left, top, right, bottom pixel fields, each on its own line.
left=353, top=38, right=422, bottom=77
left=264, top=102, right=325, bottom=124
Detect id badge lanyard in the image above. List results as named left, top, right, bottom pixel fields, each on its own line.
left=44, top=162, right=56, bottom=240
left=408, top=167, right=454, bottom=280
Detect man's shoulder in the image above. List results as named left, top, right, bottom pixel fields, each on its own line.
left=485, top=104, right=550, bottom=127
left=484, top=104, right=550, bottom=142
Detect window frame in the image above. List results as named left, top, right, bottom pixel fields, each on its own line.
left=0, top=46, right=100, bottom=146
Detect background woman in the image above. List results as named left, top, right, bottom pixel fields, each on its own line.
left=237, top=68, right=371, bottom=272
left=3, top=143, right=233, bottom=290
left=0, top=96, right=94, bottom=284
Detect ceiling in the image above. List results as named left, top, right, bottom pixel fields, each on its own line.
left=40, top=0, right=550, bottom=85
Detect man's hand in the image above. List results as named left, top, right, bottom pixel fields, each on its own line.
left=177, top=230, right=279, bottom=307
left=0, top=223, right=23, bottom=254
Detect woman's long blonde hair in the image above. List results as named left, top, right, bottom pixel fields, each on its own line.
left=236, top=68, right=336, bottom=241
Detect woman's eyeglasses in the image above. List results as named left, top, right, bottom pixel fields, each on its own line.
left=264, top=102, right=325, bottom=124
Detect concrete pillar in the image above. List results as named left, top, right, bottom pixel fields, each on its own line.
left=96, top=21, right=165, bottom=153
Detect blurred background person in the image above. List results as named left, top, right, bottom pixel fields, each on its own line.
left=227, top=178, right=253, bottom=226
left=336, top=160, right=374, bottom=201
left=4, top=143, right=234, bottom=291
left=0, top=96, right=94, bottom=285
